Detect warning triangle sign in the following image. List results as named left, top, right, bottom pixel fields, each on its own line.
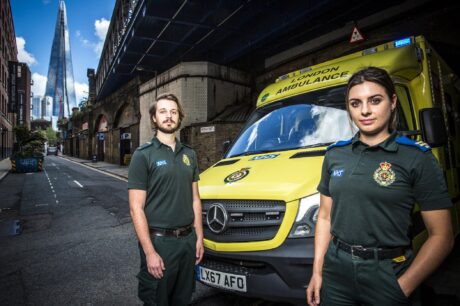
left=350, top=26, right=365, bottom=43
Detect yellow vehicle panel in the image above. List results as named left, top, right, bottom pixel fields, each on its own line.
left=200, top=149, right=324, bottom=251
left=258, top=38, right=421, bottom=108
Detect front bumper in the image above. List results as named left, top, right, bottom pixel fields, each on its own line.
left=198, top=237, right=314, bottom=305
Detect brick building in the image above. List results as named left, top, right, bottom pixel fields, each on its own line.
left=0, top=0, right=18, bottom=159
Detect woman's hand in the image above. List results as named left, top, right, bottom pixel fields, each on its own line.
left=307, top=273, right=323, bottom=306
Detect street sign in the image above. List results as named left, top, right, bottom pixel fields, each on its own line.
left=350, top=26, right=365, bottom=43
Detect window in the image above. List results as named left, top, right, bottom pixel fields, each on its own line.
left=395, top=85, right=414, bottom=132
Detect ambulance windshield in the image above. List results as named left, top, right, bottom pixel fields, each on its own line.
left=226, top=86, right=357, bottom=158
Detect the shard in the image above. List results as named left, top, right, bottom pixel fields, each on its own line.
left=44, top=0, right=77, bottom=119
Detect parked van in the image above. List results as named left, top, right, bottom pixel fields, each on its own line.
left=196, top=36, right=460, bottom=304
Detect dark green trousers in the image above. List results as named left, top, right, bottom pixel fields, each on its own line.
left=320, top=240, right=415, bottom=306
left=137, top=230, right=196, bottom=306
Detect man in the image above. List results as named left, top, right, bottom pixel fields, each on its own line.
left=128, top=93, right=204, bottom=306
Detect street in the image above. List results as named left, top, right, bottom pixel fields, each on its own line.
left=0, top=155, right=459, bottom=306
left=0, top=156, right=292, bottom=305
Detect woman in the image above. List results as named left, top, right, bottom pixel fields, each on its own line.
left=306, top=67, right=454, bottom=306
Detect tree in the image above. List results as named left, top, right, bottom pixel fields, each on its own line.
left=44, top=127, right=58, bottom=145
left=13, top=125, right=47, bottom=158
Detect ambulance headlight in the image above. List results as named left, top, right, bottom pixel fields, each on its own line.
left=288, top=193, right=320, bottom=238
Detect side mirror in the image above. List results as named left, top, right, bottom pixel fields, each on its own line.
left=419, top=108, right=447, bottom=148
left=222, top=140, right=231, bottom=156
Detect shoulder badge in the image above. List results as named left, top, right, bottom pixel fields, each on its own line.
left=137, top=141, right=153, bottom=150
left=327, top=138, right=352, bottom=151
left=395, top=136, right=431, bottom=152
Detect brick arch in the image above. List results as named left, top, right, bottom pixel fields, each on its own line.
left=94, top=113, right=110, bottom=134
left=113, top=102, right=137, bottom=129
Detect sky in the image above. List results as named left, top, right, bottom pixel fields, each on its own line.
left=10, top=0, right=116, bottom=105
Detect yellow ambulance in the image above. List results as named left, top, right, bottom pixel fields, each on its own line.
left=196, top=36, right=460, bottom=304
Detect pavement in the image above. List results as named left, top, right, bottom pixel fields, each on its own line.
left=0, top=158, right=11, bottom=182
left=60, top=154, right=129, bottom=179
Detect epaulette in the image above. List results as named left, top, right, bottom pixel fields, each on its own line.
left=137, top=141, right=153, bottom=150
left=327, top=138, right=352, bottom=151
left=395, top=136, right=431, bottom=152
left=182, top=143, right=193, bottom=149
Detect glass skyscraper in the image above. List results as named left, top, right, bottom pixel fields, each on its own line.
left=31, top=96, right=42, bottom=119
left=44, top=0, right=77, bottom=119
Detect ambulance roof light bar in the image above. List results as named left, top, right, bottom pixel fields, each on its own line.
left=394, top=37, right=412, bottom=48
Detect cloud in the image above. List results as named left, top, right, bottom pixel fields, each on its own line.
left=42, top=0, right=51, bottom=4
left=95, top=18, right=110, bottom=41
left=32, top=73, right=47, bottom=97
left=94, top=18, right=110, bottom=55
left=76, top=18, right=110, bottom=57
left=16, top=37, right=37, bottom=66
left=74, top=82, right=89, bottom=105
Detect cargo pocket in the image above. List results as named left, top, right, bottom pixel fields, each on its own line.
left=137, top=269, right=159, bottom=305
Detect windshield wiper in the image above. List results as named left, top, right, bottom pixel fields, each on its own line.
left=229, top=149, right=277, bottom=158
left=229, top=142, right=334, bottom=158
left=299, top=142, right=334, bottom=149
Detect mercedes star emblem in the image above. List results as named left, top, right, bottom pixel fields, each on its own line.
left=206, top=203, right=229, bottom=234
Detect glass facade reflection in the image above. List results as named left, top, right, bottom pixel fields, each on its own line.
left=44, top=0, right=77, bottom=119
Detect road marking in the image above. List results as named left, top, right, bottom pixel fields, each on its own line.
left=61, top=158, right=128, bottom=182
left=44, top=168, right=58, bottom=202
left=73, top=180, right=83, bottom=188
left=52, top=163, right=56, bottom=166
left=35, top=203, right=49, bottom=207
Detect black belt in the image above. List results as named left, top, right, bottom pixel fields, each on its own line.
left=149, top=225, right=193, bottom=238
left=332, top=236, right=406, bottom=260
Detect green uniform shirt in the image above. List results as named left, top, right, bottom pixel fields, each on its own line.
left=128, top=137, right=200, bottom=229
left=317, top=132, right=451, bottom=247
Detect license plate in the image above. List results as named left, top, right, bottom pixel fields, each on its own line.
left=196, top=266, right=247, bottom=292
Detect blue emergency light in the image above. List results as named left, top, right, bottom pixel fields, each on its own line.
left=394, top=37, right=412, bottom=48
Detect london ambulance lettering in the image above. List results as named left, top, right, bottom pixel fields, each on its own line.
left=276, top=66, right=349, bottom=95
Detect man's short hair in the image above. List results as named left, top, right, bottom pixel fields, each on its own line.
left=149, top=93, right=185, bottom=128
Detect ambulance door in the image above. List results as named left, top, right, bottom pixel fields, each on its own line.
left=395, top=84, right=428, bottom=250
left=429, top=57, right=460, bottom=235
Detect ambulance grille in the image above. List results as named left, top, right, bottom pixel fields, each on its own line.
left=202, top=200, right=285, bottom=242
left=200, top=257, right=262, bottom=275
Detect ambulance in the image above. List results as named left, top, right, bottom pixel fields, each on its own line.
left=196, top=36, right=460, bottom=304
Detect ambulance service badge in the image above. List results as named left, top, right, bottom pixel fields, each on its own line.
left=373, top=161, right=396, bottom=187
left=182, top=154, right=191, bottom=166
left=224, top=167, right=250, bottom=183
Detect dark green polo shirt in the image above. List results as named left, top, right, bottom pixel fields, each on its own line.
left=128, top=137, right=200, bottom=229
left=317, top=132, right=451, bottom=247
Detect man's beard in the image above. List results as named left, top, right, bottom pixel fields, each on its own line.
left=156, top=121, right=180, bottom=134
